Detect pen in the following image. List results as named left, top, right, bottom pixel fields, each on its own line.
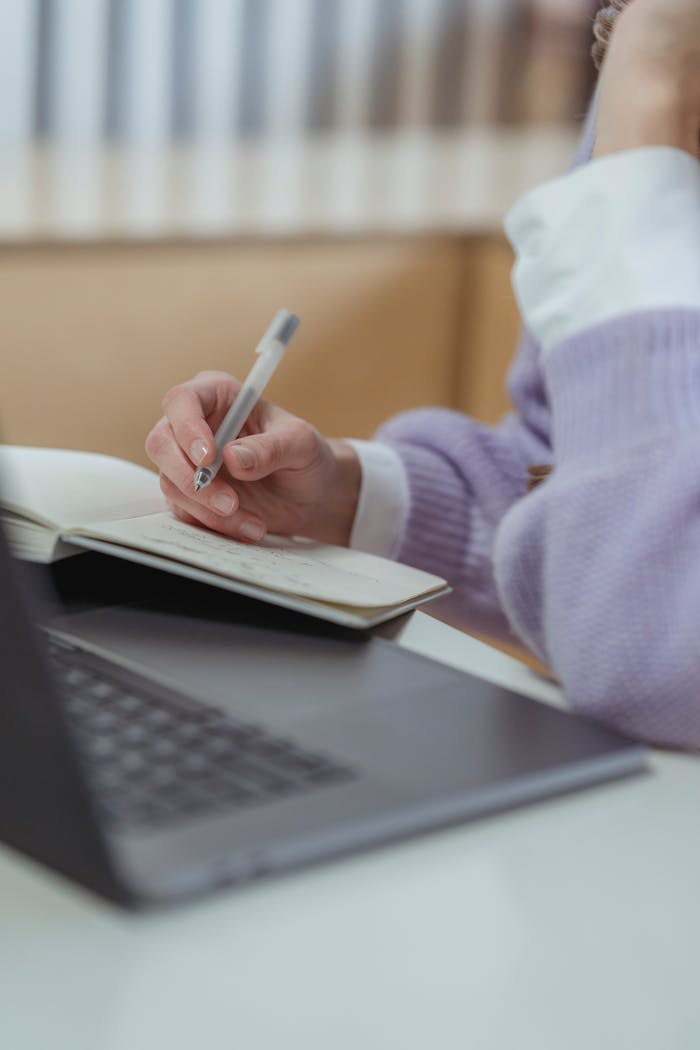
left=193, top=308, right=300, bottom=493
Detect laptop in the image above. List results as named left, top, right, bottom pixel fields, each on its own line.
left=0, top=516, right=647, bottom=909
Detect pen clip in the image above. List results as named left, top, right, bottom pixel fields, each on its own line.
left=256, top=309, right=300, bottom=354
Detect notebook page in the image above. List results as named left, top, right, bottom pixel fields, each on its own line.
left=75, top=511, right=446, bottom=607
left=0, top=446, right=165, bottom=529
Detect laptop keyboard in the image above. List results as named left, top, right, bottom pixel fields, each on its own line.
left=46, top=634, right=353, bottom=830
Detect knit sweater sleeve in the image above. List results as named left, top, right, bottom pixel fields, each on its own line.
left=372, top=97, right=599, bottom=642
left=494, top=311, right=700, bottom=749
left=374, top=329, right=552, bottom=642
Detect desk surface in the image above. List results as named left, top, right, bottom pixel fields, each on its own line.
left=1, top=611, right=698, bottom=1050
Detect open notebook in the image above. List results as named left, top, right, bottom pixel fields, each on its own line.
left=0, top=446, right=449, bottom=629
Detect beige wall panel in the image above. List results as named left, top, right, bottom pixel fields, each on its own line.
left=0, top=238, right=463, bottom=467
left=456, top=237, right=522, bottom=424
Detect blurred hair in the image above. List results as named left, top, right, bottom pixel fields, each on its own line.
left=592, top=0, right=634, bottom=70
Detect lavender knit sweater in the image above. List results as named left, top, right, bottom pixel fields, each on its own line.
left=376, top=103, right=700, bottom=751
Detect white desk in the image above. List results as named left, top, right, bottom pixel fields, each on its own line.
left=1, top=611, right=699, bottom=1050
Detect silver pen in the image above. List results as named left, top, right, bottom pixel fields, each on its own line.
left=193, top=308, right=300, bottom=493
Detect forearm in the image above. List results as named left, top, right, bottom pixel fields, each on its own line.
left=374, top=391, right=550, bottom=642
left=595, top=73, right=694, bottom=158
left=595, top=2, right=700, bottom=159
left=495, top=311, right=700, bottom=749
left=500, top=70, right=700, bottom=746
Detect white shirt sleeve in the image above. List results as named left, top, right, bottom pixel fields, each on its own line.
left=504, top=146, right=700, bottom=354
left=345, top=439, right=409, bottom=558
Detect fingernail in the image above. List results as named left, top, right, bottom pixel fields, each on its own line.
left=232, top=445, right=255, bottom=470
left=240, top=521, right=264, bottom=541
left=211, top=493, right=235, bottom=515
left=190, top=440, right=208, bottom=465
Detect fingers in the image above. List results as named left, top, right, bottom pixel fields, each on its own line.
left=145, top=416, right=239, bottom=517
left=161, top=371, right=239, bottom=467
left=223, top=417, right=321, bottom=481
left=146, top=371, right=244, bottom=517
left=146, top=372, right=323, bottom=542
left=160, top=475, right=266, bottom=543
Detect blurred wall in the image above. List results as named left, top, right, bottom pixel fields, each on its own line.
left=1, top=0, right=595, bottom=238
left=0, top=235, right=520, bottom=466
left=0, top=1, right=594, bottom=465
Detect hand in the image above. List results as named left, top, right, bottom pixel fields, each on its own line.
left=145, top=371, right=361, bottom=545
left=595, top=0, right=700, bottom=159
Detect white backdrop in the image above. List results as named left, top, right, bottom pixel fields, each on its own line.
left=0, top=0, right=588, bottom=238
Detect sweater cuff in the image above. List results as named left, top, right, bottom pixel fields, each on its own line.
left=505, top=147, right=700, bottom=355
left=544, top=310, right=700, bottom=464
left=345, top=439, right=408, bottom=558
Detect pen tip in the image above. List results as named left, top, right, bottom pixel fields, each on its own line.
left=193, top=481, right=201, bottom=493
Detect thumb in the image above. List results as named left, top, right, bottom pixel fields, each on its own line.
left=222, top=420, right=320, bottom=480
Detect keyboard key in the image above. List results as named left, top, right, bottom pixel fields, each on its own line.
left=45, top=632, right=354, bottom=830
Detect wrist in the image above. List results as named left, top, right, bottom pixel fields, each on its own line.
left=310, top=438, right=361, bottom=547
left=595, top=65, right=696, bottom=159
left=595, top=9, right=700, bottom=159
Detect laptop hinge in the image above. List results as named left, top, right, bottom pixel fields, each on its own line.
left=0, top=546, right=133, bottom=906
